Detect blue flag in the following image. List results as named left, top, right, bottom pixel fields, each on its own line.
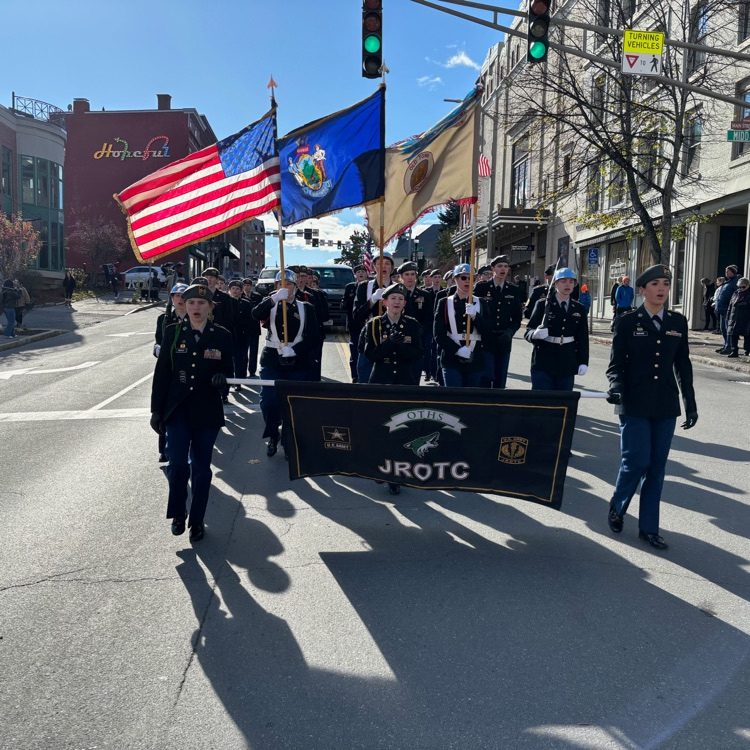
left=277, top=89, right=384, bottom=226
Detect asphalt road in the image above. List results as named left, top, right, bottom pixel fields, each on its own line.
left=1, top=309, right=749, bottom=750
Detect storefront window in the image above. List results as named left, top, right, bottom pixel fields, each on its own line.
left=38, top=223, right=49, bottom=269
left=674, top=239, right=685, bottom=305
left=1, top=147, right=11, bottom=198
left=21, top=156, right=35, bottom=204
left=37, top=158, right=50, bottom=207
left=51, top=163, right=63, bottom=209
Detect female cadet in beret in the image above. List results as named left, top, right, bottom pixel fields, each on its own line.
left=150, top=284, right=234, bottom=542
left=605, top=264, right=698, bottom=550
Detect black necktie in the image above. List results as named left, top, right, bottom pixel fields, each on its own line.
left=561, top=301, right=567, bottom=314
left=652, top=314, right=661, bottom=330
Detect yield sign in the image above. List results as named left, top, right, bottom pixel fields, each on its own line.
left=625, top=54, right=639, bottom=68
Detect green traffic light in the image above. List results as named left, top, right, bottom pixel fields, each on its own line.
left=364, top=34, right=381, bottom=54
left=529, top=40, right=547, bottom=59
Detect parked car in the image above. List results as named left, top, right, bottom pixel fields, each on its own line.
left=123, top=266, right=168, bottom=287
left=256, top=264, right=356, bottom=327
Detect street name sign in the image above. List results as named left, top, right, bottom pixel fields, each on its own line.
left=622, top=30, right=664, bottom=76
left=727, top=130, right=750, bottom=142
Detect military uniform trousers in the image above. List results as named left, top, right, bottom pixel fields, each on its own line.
left=259, top=365, right=312, bottom=441
left=165, top=405, right=219, bottom=527
left=611, top=415, right=676, bottom=534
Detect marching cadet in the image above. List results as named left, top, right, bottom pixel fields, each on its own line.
left=150, top=284, right=234, bottom=542
left=251, top=269, right=319, bottom=457
left=227, top=280, right=255, bottom=390
left=397, top=261, right=433, bottom=383
left=241, top=277, right=263, bottom=377
left=525, top=264, right=555, bottom=319
left=474, top=255, right=523, bottom=389
left=434, top=264, right=491, bottom=388
left=606, top=264, right=698, bottom=551
left=524, top=267, right=589, bottom=391
left=363, top=283, right=423, bottom=495
left=153, top=282, right=188, bottom=462
left=352, top=252, right=395, bottom=383
left=420, top=270, right=437, bottom=381
left=294, top=266, right=329, bottom=381
left=343, top=265, right=368, bottom=382
left=202, top=268, right=235, bottom=403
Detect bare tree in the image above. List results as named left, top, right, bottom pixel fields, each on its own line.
left=510, top=0, right=740, bottom=263
left=66, top=208, right=130, bottom=282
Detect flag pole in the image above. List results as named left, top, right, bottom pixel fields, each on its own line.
left=465, top=201, right=478, bottom=345
left=377, top=71, right=388, bottom=316
left=268, top=74, right=288, bottom=345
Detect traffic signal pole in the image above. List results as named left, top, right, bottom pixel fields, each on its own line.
left=411, top=0, right=750, bottom=110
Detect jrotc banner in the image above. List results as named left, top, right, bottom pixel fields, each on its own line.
left=277, top=382, right=580, bottom=510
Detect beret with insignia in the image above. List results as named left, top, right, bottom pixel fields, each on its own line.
left=635, top=264, right=671, bottom=288
left=382, top=283, right=407, bottom=299
left=182, top=284, right=214, bottom=302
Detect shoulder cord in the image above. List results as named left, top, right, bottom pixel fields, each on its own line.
left=169, top=320, right=184, bottom=369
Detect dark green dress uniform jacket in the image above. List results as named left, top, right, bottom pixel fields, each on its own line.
left=606, top=306, right=696, bottom=419
left=473, top=279, right=523, bottom=353
left=210, top=288, right=235, bottom=333
left=251, top=296, right=319, bottom=371
left=363, top=313, right=423, bottom=384
left=403, top=286, right=433, bottom=332
left=525, top=296, right=589, bottom=377
left=151, top=321, right=234, bottom=430
left=434, top=296, right=493, bottom=373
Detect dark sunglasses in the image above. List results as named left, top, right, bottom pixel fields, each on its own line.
left=457, top=275, right=470, bottom=280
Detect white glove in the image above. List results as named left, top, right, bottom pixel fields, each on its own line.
left=371, top=287, right=384, bottom=303
left=456, top=346, right=472, bottom=359
left=531, top=327, right=549, bottom=341
left=153, top=344, right=161, bottom=358
left=280, top=345, right=295, bottom=358
left=577, top=364, right=588, bottom=376
left=465, top=301, right=480, bottom=318
left=271, top=288, right=289, bottom=303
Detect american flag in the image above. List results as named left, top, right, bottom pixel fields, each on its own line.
left=115, top=113, right=280, bottom=262
left=362, top=244, right=375, bottom=275
left=478, top=152, right=492, bottom=178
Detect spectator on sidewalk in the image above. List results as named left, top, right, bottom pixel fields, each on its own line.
left=614, top=276, right=635, bottom=320
left=2, top=279, right=22, bottom=338
left=714, top=265, right=740, bottom=354
left=579, top=284, right=592, bottom=313
left=609, top=275, right=623, bottom=331
left=14, top=281, right=31, bottom=329
left=699, top=277, right=717, bottom=331
left=63, top=270, right=77, bottom=307
left=727, top=278, right=750, bottom=358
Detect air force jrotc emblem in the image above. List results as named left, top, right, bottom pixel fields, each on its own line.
left=287, top=142, right=333, bottom=199
left=323, top=426, right=351, bottom=451
left=498, top=436, right=528, bottom=465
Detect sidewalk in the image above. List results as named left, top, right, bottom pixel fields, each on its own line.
left=0, top=293, right=163, bottom=352
left=584, top=315, right=750, bottom=373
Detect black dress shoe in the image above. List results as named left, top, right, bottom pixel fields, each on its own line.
left=266, top=437, right=278, bottom=457
left=639, top=530, right=668, bottom=550
left=171, top=516, right=186, bottom=536
left=158, top=453, right=168, bottom=463
left=715, top=347, right=729, bottom=354
left=608, top=502, right=623, bottom=533
left=222, top=396, right=229, bottom=404
left=388, top=483, right=401, bottom=496
left=189, top=522, right=205, bottom=542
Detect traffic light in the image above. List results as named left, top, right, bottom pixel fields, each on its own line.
left=362, top=0, right=383, bottom=79
left=304, top=228, right=312, bottom=245
left=337, top=240, right=342, bottom=249
left=527, top=0, right=551, bottom=64
left=312, top=238, right=320, bottom=247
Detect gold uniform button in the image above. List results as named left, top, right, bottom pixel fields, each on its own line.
left=656, top=340, right=661, bottom=344
left=655, top=352, right=660, bottom=356
left=654, top=364, right=659, bottom=368
left=654, top=376, right=659, bottom=380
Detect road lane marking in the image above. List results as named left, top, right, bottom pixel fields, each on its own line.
left=106, top=332, right=154, bottom=337
left=0, top=406, right=257, bottom=423
left=0, top=361, right=100, bottom=380
left=89, top=372, right=154, bottom=411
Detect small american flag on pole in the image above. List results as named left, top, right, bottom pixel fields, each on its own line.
left=478, top=152, right=492, bottom=178
left=115, top=112, right=280, bottom=262
left=363, top=243, right=375, bottom=275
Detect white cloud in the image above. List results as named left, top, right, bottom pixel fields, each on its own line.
left=417, top=75, right=443, bottom=91
left=425, top=50, right=480, bottom=71
left=261, top=211, right=368, bottom=254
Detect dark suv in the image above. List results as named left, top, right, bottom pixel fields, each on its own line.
left=256, top=265, right=355, bottom=328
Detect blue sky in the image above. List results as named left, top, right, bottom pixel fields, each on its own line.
left=3, top=0, right=503, bottom=266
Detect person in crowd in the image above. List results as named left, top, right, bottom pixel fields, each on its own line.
left=294, top=266, right=329, bottom=380
left=343, top=265, right=368, bottom=382
left=2, top=279, right=22, bottom=338
left=605, top=264, right=697, bottom=551
left=150, top=283, right=234, bottom=542
left=241, top=277, right=263, bottom=377
left=524, top=267, right=589, bottom=391
left=396, top=261, right=432, bottom=383
left=714, top=265, right=739, bottom=354
left=434, top=264, right=491, bottom=388
left=614, top=275, right=635, bottom=321
left=726, top=277, right=750, bottom=358
left=227, top=280, right=255, bottom=387
left=63, top=270, right=77, bottom=308
left=579, top=284, right=592, bottom=312
left=251, top=269, right=319, bottom=457
left=700, top=277, right=717, bottom=331
left=525, top=264, right=555, bottom=319
left=153, top=283, right=188, bottom=462
left=474, top=255, right=523, bottom=389
left=14, top=280, right=31, bottom=329
left=514, top=275, right=528, bottom=305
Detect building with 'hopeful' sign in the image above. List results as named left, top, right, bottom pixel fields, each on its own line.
left=452, top=0, right=750, bottom=330
left=63, top=94, right=244, bottom=279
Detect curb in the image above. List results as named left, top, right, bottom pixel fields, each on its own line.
left=0, top=329, right=67, bottom=353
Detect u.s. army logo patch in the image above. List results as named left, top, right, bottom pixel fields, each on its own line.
left=498, top=436, right=528, bottom=465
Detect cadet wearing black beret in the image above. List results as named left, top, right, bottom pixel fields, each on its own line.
left=606, top=263, right=697, bottom=551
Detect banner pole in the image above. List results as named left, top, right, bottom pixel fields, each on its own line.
left=378, top=195, right=386, bottom=316
left=278, top=206, right=289, bottom=345
left=465, top=201, right=478, bottom=345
